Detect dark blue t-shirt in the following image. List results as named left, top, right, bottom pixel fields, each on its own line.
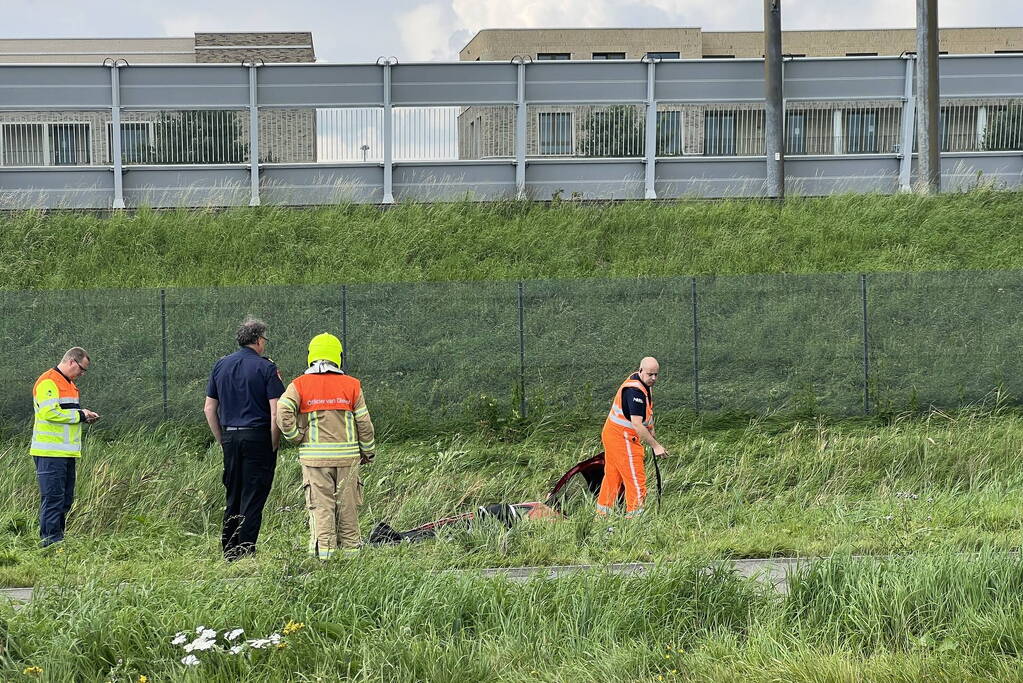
left=621, top=373, right=651, bottom=421
left=206, top=347, right=285, bottom=428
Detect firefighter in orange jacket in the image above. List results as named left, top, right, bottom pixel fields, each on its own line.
left=596, top=357, right=667, bottom=517
left=276, top=334, right=375, bottom=560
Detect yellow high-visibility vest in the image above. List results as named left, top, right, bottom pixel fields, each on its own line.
left=30, top=368, right=83, bottom=458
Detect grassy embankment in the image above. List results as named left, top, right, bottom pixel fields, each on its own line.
left=3, top=192, right=1023, bottom=680
left=2, top=191, right=1023, bottom=289
left=2, top=410, right=1023, bottom=679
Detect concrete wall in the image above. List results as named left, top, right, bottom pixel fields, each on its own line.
left=0, top=38, right=196, bottom=64
left=461, top=27, right=1023, bottom=61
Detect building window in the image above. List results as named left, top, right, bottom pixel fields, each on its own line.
left=538, top=112, right=573, bottom=155
left=646, top=51, right=680, bottom=60
left=592, top=52, right=626, bottom=60
left=107, top=122, right=153, bottom=163
left=537, top=53, right=571, bottom=61
left=1, top=122, right=91, bottom=166
left=704, top=111, right=736, bottom=155
left=846, top=52, right=878, bottom=57
left=995, top=50, right=1023, bottom=54
left=786, top=112, right=806, bottom=154
left=702, top=55, right=735, bottom=59
left=844, top=110, right=879, bottom=153
left=656, top=110, right=684, bottom=156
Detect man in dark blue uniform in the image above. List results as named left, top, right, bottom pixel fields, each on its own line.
left=203, top=317, right=285, bottom=560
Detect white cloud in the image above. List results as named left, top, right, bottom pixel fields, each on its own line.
left=397, top=2, right=456, bottom=61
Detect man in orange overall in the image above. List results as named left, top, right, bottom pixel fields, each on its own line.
left=596, top=357, right=667, bottom=517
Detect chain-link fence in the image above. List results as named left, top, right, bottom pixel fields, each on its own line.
left=1, top=272, right=1020, bottom=430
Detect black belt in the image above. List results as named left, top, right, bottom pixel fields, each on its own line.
left=223, top=425, right=268, bottom=431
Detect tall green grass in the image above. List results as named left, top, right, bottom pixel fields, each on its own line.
left=3, top=191, right=1023, bottom=290
left=2, top=406, right=1023, bottom=588
left=6, top=552, right=1023, bottom=681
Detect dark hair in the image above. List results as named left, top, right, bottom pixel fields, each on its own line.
left=236, top=317, right=268, bottom=347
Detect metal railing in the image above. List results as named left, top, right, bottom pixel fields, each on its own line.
left=2, top=55, right=1023, bottom=208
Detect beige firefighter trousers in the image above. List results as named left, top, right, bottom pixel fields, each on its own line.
left=303, top=461, right=363, bottom=554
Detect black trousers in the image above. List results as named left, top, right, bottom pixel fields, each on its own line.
left=221, top=427, right=276, bottom=560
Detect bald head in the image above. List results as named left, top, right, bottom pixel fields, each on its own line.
left=638, top=357, right=659, bottom=387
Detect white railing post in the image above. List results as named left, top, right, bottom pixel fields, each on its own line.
left=515, top=57, right=527, bottom=199
left=247, top=62, right=261, bottom=206
left=898, top=54, right=917, bottom=191
left=643, top=57, right=658, bottom=200
left=976, top=105, right=987, bottom=150
left=107, top=59, right=126, bottom=209
left=380, top=57, right=396, bottom=204
left=832, top=109, right=843, bottom=156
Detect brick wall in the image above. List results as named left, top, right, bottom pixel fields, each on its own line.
left=194, top=32, right=315, bottom=64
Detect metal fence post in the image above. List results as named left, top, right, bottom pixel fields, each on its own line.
left=517, top=281, right=527, bottom=418
left=108, top=62, right=126, bottom=209
left=643, top=58, right=658, bottom=200
left=160, top=288, right=168, bottom=420
left=898, top=54, right=917, bottom=191
left=341, top=284, right=349, bottom=373
left=691, top=276, right=700, bottom=412
left=247, top=64, right=261, bottom=206
left=860, top=274, right=870, bottom=414
left=515, top=58, right=527, bottom=199
left=381, top=58, right=396, bottom=205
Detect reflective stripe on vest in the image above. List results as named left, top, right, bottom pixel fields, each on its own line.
left=603, top=375, right=653, bottom=436
left=292, top=372, right=364, bottom=460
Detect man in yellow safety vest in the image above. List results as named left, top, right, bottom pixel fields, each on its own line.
left=31, top=347, right=100, bottom=547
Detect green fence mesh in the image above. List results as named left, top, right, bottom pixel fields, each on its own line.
left=1, top=272, right=1018, bottom=429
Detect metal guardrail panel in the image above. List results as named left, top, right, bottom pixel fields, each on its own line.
left=258, top=65, right=384, bottom=107
left=525, top=62, right=647, bottom=103
left=655, top=158, right=768, bottom=198
left=391, top=64, right=517, bottom=105
left=655, top=61, right=765, bottom=102
left=393, top=162, right=516, bottom=201
left=525, top=160, right=645, bottom=199
left=939, top=56, right=1023, bottom=98
left=260, top=166, right=384, bottom=204
left=785, top=58, right=906, bottom=100
left=121, top=167, right=250, bottom=206
left=0, top=168, right=112, bottom=209
left=0, top=66, right=110, bottom=109
left=119, top=67, right=249, bottom=108
left=786, top=157, right=900, bottom=195
left=933, top=154, right=1023, bottom=191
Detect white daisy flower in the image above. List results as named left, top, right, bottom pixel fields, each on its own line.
left=225, top=628, right=244, bottom=641
left=171, top=632, right=189, bottom=646
left=181, top=655, right=200, bottom=666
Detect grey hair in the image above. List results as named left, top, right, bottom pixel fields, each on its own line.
left=62, top=347, right=90, bottom=364
left=236, top=317, right=268, bottom=347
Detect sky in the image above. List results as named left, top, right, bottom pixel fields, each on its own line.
left=4, top=0, right=1023, bottom=63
